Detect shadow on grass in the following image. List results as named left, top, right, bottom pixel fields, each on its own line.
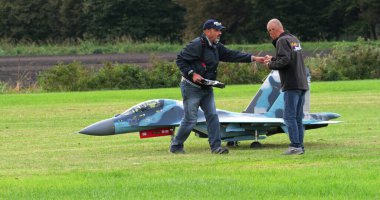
left=224, top=141, right=340, bottom=151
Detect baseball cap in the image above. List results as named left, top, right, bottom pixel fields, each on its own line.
left=203, top=19, right=225, bottom=30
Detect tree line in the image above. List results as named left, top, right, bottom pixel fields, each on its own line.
left=0, top=0, right=378, bottom=43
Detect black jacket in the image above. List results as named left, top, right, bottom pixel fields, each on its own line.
left=268, top=32, right=309, bottom=91
left=176, top=34, right=252, bottom=86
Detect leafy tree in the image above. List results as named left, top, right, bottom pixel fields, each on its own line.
left=0, top=0, right=185, bottom=42
left=0, top=0, right=62, bottom=41
left=357, top=0, right=380, bottom=39
left=175, top=0, right=256, bottom=43
left=58, top=0, right=87, bottom=40
left=175, top=0, right=378, bottom=42
left=0, top=0, right=378, bottom=43
left=84, top=0, right=185, bottom=41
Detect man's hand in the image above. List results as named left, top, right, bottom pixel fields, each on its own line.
left=192, top=73, right=204, bottom=84
left=264, top=55, right=273, bottom=69
left=264, top=55, right=272, bottom=64
left=264, top=55, right=272, bottom=70
left=252, top=56, right=266, bottom=63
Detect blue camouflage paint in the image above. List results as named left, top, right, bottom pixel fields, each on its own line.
left=244, top=71, right=281, bottom=113
left=79, top=70, right=341, bottom=143
left=114, top=99, right=183, bottom=133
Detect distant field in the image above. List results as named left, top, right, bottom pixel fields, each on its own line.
left=0, top=40, right=371, bottom=56
left=0, top=80, right=379, bottom=199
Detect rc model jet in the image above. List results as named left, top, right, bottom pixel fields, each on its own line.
left=78, top=71, right=341, bottom=148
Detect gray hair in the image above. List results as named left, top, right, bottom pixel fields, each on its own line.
left=267, top=18, right=284, bottom=30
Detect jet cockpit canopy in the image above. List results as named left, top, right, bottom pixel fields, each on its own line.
left=122, top=100, right=163, bottom=116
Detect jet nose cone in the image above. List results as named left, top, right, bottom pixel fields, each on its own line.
left=79, top=118, right=115, bottom=136
left=328, top=113, right=341, bottom=119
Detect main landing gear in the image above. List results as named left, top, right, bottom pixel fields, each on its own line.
left=250, top=141, right=262, bottom=148
left=226, top=141, right=262, bottom=148
left=225, top=130, right=264, bottom=148
left=250, top=129, right=262, bottom=148
left=226, top=141, right=239, bottom=147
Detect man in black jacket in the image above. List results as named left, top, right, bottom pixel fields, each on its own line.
left=170, top=19, right=265, bottom=154
left=264, top=19, right=309, bottom=155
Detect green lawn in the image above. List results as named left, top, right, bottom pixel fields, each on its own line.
left=0, top=80, right=379, bottom=199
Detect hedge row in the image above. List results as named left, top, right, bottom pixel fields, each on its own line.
left=37, top=61, right=269, bottom=91
left=306, top=39, right=380, bottom=81
left=37, top=40, right=379, bottom=92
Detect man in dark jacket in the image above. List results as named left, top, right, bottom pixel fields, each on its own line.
left=264, top=19, right=309, bottom=155
left=170, top=19, right=265, bottom=154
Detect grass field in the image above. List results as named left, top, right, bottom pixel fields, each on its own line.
left=0, top=80, right=379, bottom=199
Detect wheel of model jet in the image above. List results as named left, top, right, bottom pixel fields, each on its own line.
left=226, top=141, right=239, bottom=147
left=250, top=141, right=262, bottom=148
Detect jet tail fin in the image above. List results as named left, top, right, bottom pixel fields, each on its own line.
left=244, top=70, right=311, bottom=117
left=243, top=71, right=282, bottom=114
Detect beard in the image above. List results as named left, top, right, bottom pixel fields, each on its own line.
left=215, top=37, right=220, bottom=44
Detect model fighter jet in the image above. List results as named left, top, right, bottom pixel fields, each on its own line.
left=78, top=71, right=341, bottom=147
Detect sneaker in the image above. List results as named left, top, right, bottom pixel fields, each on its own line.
left=169, top=148, right=186, bottom=154
left=211, top=147, right=229, bottom=154
left=283, top=147, right=304, bottom=155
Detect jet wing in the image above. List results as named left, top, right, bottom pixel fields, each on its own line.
left=218, top=115, right=341, bottom=125
left=303, top=120, right=342, bottom=125
left=219, top=116, right=284, bottom=124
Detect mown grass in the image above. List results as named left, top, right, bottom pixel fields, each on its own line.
left=0, top=39, right=375, bottom=56
left=0, top=80, right=379, bottom=199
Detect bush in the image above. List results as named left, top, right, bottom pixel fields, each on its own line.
left=38, top=62, right=93, bottom=91
left=306, top=39, right=380, bottom=81
left=36, top=40, right=379, bottom=92
left=148, top=60, right=181, bottom=88
left=218, top=62, right=269, bottom=85
left=88, top=63, right=150, bottom=90
left=333, top=40, right=380, bottom=80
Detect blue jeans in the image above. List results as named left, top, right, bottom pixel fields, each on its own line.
left=170, top=81, right=221, bottom=151
left=284, top=90, right=306, bottom=148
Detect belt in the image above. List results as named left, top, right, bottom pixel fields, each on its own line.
left=181, top=76, right=201, bottom=88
